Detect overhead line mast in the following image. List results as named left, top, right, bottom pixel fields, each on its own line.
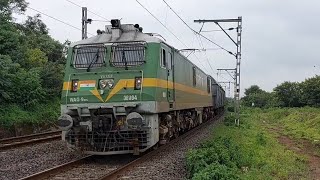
left=195, top=17, right=242, bottom=126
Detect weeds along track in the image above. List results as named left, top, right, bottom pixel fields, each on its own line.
left=20, top=111, right=224, bottom=180
left=0, top=131, right=61, bottom=150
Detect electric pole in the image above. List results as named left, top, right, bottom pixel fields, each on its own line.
left=82, top=7, right=93, bottom=39
left=82, top=7, right=88, bottom=39
left=195, top=17, right=242, bottom=126
left=218, top=81, right=232, bottom=97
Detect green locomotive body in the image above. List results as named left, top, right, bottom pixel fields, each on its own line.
left=58, top=21, right=224, bottom=155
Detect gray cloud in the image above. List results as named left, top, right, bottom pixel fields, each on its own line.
left=19, top=0, right=320, bottom=96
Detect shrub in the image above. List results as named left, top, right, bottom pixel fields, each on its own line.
left=224, top=114, right=236, bottom=126
left=0, top=99, right=60, bottom=129
left=186, top=137, right=242, bottom=180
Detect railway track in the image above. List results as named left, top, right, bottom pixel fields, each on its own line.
left=21, top=112, right=223, bottom=180
left=99, top=112, right=224, bottom=180
left=21, top=154, right=137, bottom=180
left=0, top=130, right=61, bottom=150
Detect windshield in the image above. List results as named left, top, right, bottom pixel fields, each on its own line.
left=72, top=44, right=106, bottom=69
left=111, top=42, right=145, bottom=68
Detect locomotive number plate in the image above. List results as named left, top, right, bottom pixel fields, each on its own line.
left=100, top=74, right=113, bottom=79
left=124, top=95, right=138, bottom=101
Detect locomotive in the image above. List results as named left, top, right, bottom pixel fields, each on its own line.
left=58, top=20, right=225, bottom=155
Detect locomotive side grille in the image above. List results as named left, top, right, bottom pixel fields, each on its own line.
left=111, top=42, right=145, bottom=67
left=73, top=44, right=106, bottom=69
left=67, top=130, right=149, bottom=152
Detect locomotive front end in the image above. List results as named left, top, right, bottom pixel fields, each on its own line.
left=59, top=101, right=157, bottom=155
left=58, top=23, right=161, bottom=155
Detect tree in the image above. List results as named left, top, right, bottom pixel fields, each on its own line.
left=8, top=68, right=45, bottom=107
left=243, top=91, right=274, bottom=108
left=242, top=85, right=278, bottom=108
left=23, top=14, right=48, bottom=35
left=0, top=55, right=20, bottom=102
left=244, top=85, right=264, bottom=96
left=24, top=48, right=48, bottom=69
left=274, top=81, right=303, bottom=107
left=40, top=61, right=64, bottom=98
left=0, top=20, right=27, bottom=63
left=300, top=76, right=320, bottom=107
left=0, top=0, right=28, bottom=20
left=0, top=4, right=65, bottom=106
left=18, top=15, right=65, bottom=64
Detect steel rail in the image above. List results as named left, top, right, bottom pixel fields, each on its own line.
left=0, top=131, right=61, bottom=150
left=99, top=112, right=224, bottom=180
left=18, top=111, right=223, bottom=180
left=20, top=155, right=93, bottom=180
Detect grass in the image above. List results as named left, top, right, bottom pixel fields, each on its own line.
left=257, top=107, right=320, bottom=141
left=186, top=108, right=310, bottom=180
left=0, top=99, right=60, bottom=130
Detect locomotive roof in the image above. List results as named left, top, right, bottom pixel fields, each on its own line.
left=69, top=23, right=221, bottom=88
left=70, top=24, right=164, bottom=47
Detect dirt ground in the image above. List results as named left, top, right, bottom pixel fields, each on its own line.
left=277, top=135, right=320, bottom=180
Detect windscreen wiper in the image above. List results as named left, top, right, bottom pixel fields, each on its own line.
left=87, top=49, right=100, bottom=72
left=121, top=50, right=128, bottom=70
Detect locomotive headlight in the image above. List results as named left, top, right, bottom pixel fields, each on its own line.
left=99, top=79, right=114, bottom=89
left=135, top=77, right=142, bottom=90
left=99, top=79, right=108, bottom=89
left=71, top=79, right=79, bottom=92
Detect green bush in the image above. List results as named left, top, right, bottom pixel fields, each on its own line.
left=223, top=114, right=235, bottom=126
left=0, top=99, right=60, bottom=129
left=186, top=137, right=241, bottom=180
left=227, top=106, right=234, bottom=112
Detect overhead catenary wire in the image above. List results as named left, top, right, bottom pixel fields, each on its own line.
left=135, top=0, right=188, bottom=48
left=27, top=6, right=95, bottom=36
left=160, top=0, right=215, bottom=76
left=196, top=34, right=215, bottom=75
left=65, top=0, right=110, bottom=22
left=196, top=35, right=231, bottom=82
left=135, top=0, right=208, bottom=72
left=162, top=0, right=236, bottom=57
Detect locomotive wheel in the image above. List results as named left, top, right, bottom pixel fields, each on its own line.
left=173, top=126, right=179, bottom=139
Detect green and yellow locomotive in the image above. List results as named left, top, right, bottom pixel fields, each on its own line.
left=58, top=20, right=225, bottom=155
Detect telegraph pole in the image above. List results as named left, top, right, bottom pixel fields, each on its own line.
left=195, top=17, right=242, bottom=126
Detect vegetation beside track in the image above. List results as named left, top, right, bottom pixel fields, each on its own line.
left=257, top=107, right=320, bottom=142
left=0, top=99, right=60, bottom=130
left=186, top=108, right=316, bottom=180
left=0, top=1, right=65, bottom=131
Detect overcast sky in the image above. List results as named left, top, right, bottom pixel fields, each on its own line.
left=16, top=0, right=320, bottom=97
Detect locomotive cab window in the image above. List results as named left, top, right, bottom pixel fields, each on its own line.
left=111, top=42, right=145, bottom=67
left=161, top=48, right=167, bottom=68
left=193, top=67, right=196, bottom=86
left=72, top=44, right=106, bottom=69
left=207, top=77, right=211, bottom=93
